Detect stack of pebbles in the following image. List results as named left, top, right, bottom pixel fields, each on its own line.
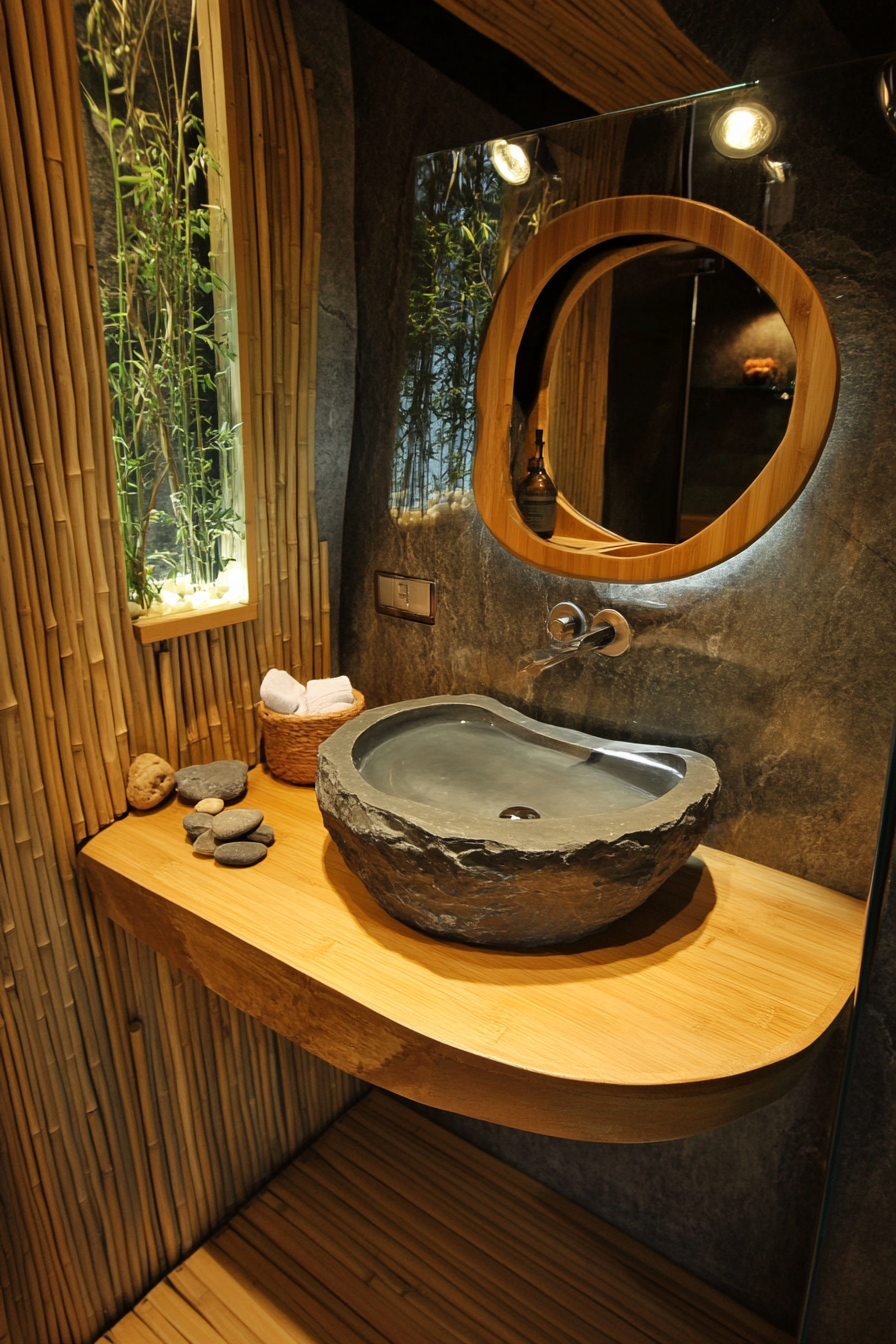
left=176, top=761, right=274, bottom=867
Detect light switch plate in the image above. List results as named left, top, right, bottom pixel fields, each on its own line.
left=374, top=571, right=436, bottom=624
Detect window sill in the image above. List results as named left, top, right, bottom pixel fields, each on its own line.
left=130, top=600, right=258, bottom=645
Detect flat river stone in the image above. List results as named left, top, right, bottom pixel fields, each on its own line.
left=192, top=830, right=218, bottom=856
left=246, top=824, right=275, bottom=846
left=195, top=797, right=224, bottom=814
left=183, top=813, right=214, bottom=836
left=212, top=808, right=264, bottom=841
left=176, top=761, right=248, bottom=803
left=215, top=841, right=267, bottom=868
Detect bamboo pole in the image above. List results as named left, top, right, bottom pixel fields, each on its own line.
left=225, top=623, right=254, bottom=764
left=305, top=68, right=324, bottom=679
left=137, top=945, right=196, bottom=1256
left=243, top=0, right=281, bottom=675
left=319, top=540, right=331, bottom=677
left=158, top=651, right=179, bottom=770
left=205, top=991, right=252, bottom=1199
left=141, top=645, right=167, bottom=765
left=255, top=2, right=291, bottom=681
left=155, top=964, right=212, bottom=1236
left=284, top=21, right=316, bottom=683
left=181, top=974, right=231, bottom=1213
left=127, top=1020, right=181, bottom=1268
left=207, top=628, right=238, bottom=760
left=96, top=917, right=164, bottom=1281
left=263, top=0, right=303, bottom=686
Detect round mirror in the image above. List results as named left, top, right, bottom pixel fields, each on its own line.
left=546, top=244, right=797, bottom=545
left=474, top=195, right=839, bottom=583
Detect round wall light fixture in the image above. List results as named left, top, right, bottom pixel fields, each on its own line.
left=489, top=139, right=531, bottom=185
left=710, top=102, right=777, bottom=159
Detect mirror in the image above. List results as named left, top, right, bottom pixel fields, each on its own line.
left=546, top=244, right=797, bottom=544
left=474, top=194, right=839, bottom=583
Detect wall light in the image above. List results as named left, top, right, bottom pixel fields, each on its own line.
left=710, top=102, right=777, bottom=159
left=489, top=139, right=531, bottom=185
left=880, top=62, right=896, bottom=134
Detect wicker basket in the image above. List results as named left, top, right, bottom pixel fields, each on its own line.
left=259, top=689, right=366, bottom=785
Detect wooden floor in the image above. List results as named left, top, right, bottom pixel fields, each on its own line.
left=105, top=1090, right=793, bottom=1344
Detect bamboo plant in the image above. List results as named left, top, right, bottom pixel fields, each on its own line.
left=392, top=142, right=563, bottom=528
left=392, top=147, right=502, bottom=526
left=78, top=0, right=242, bottom=610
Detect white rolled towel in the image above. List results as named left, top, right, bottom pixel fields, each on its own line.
left=260, top=668, right=307, bottom=716
left=305, top=675, right=354, bottom=716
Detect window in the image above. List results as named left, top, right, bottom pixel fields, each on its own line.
left=78, top=0, right=255, bottom=641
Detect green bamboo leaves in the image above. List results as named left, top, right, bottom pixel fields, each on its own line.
left=392, top=148, right=501, bottom=527
left=79, top=0, right=242, bottom=609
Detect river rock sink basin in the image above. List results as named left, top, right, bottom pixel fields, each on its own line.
left=316, top=695, right=720, bottom=949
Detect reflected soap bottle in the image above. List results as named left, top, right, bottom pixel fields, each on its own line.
left=515, top=429, right=557, bottom=539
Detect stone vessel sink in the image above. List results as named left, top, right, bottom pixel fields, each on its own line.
left=316, top=695, right=720, bottom=949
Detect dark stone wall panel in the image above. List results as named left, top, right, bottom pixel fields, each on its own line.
left=410, top=1017, right=846, bottom=1331
left=341, top=19, right=896, bottom=1336
left=806, top=872, right=896, bottom=1342
left=288, top=0, right=358, bottom=663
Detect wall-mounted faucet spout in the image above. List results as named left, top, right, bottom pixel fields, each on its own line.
left=521, top=602, right=631, bottom=677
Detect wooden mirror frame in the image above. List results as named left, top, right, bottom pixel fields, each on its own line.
left=473, top=195, right=840, bottom=583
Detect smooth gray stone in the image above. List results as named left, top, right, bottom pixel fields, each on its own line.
left=175, top=760, right=248, bottom=803
left=214, top=841, right=268, bottom=868
left=246, top=824, right=275, bottom=846
left=212, top=808, right=264, bottom=841
left=192, top=830, right=218, bottom=856
left=183, top=813, right=213, bottom=836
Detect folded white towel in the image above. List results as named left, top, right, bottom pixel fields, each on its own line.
left=260, top=668, right=307, bottom=716
left=305, top=675, right=354, bottom=716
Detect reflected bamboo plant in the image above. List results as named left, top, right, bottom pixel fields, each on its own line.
left=392, top=147, right=502, bottom=528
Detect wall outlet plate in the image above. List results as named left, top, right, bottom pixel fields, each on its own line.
left=375, top=571, right=436, bottom=624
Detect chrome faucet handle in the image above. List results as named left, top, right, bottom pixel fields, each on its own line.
left=547, top=602, right=588, bottom=643
left=592, top=609, right=631, bottom=657
left=546, top=601, right=630, bottom=655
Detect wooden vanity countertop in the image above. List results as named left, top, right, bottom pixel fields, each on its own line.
left=80, top=769, right=865, bottom=1143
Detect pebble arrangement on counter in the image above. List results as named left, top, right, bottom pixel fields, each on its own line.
left=124, top=756, right=278, bottom=867
left=168, top=759, right=275, bottom=867
left=182, top=801, right=276, bottom=866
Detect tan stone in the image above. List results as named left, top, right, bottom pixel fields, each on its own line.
left=126, top=753, right=175, bottom=810
left=195, top=797, right=225, bottom=814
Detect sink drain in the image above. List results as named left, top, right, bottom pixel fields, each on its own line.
left=499, top=805, right=541, bottom=820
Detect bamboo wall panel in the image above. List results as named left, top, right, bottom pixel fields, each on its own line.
left=547, top=272, right=613, bottom=522
left=0, top=1, right=362, bottom=1342
left=431, top=0, right=728, bottom=113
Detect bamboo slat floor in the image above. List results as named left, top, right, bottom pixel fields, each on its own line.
left=104, top=1090, right=794, bottom=1344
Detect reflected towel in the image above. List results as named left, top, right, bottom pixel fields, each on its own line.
left=260, top=668, right=307, bottom=716
left=305, top=675, right=354, bottom=716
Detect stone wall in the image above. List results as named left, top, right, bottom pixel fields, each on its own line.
left=338, top=14, right=896, bottom=1333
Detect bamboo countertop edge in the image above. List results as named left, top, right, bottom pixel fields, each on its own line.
left=79, top=771, right=864, bottom=1109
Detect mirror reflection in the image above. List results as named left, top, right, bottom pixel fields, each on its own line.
left=546, top=244, right=797, bottom=544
